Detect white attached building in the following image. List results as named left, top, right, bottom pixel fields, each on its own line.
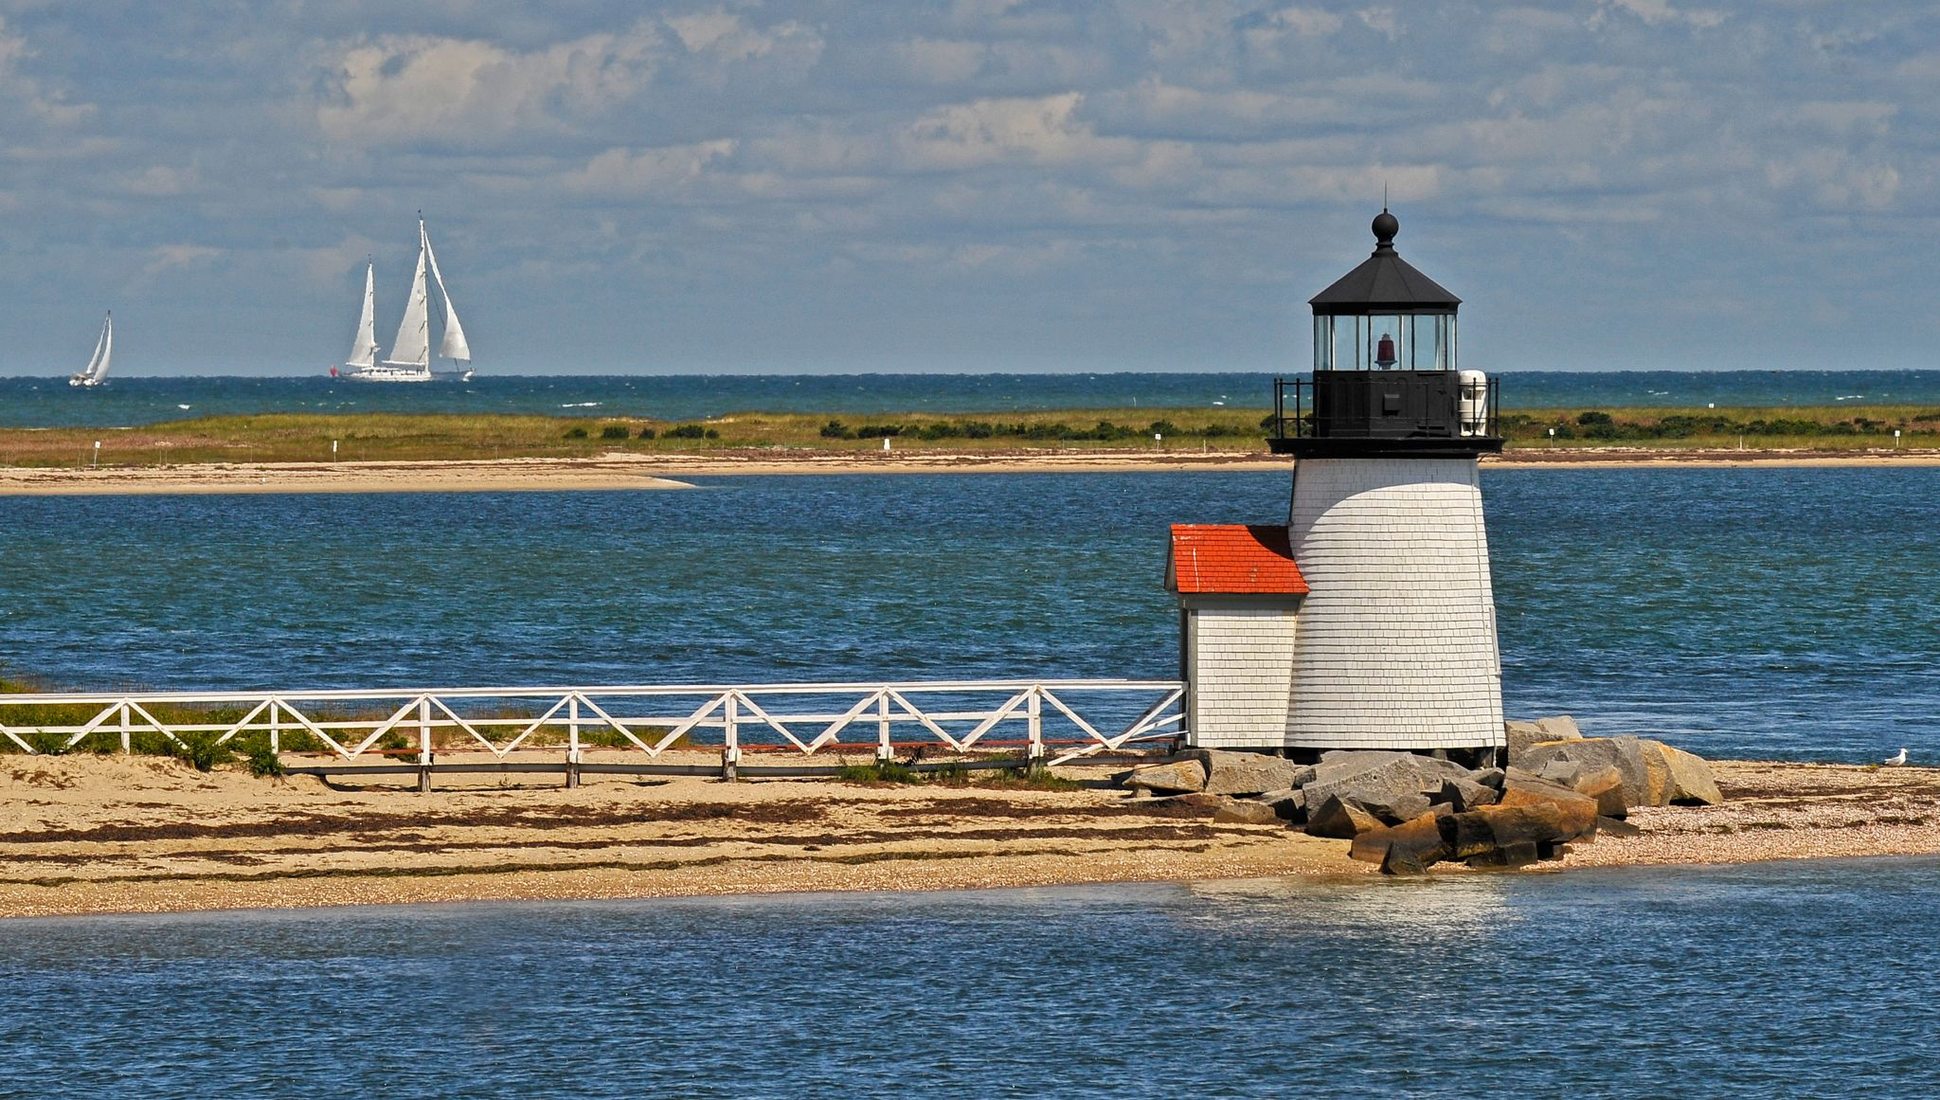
left=1166, top=524, right=1309, bottom=749
left=1170, top=209, right=1506, bottom=763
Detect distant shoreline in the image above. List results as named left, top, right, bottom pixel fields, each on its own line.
left=3, top=448, right=1939, bottom=495
left=0, top=754, right=1933, bottom=920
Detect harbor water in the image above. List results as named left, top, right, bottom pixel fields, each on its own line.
left=2, top=859, right=1937, bottom=1097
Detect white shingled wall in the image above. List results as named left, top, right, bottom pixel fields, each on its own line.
left=1283, top=456, right=1504, bottom=750
left=1185, top=603, right=1299, bottom=748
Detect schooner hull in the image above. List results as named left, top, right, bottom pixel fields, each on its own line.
left=336, top=364, right=472, bottom=383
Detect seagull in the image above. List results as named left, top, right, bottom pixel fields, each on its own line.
left=1884, top=748, right=1908, bottom=767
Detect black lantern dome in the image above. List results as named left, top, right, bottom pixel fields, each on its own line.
left=1269, top=210, right=1500, bottom=457
left=1308, top=210, right=1461, bottom=317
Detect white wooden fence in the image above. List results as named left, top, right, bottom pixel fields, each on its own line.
left=0, top=680, right=1186, bottom=780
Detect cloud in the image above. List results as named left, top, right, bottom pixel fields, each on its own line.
left=901, top=92, right=1137, bottom=170
left=144, top=244, right=222, bottom=276
left=0, top=17, right=94, bottom=127
left=122, top=165, right=198, bottom=197
left=316, top=26, right=663, bottom=147
left=567, top=139, right=738, bottom=196
left=885, top=36, right=1105, bottom=87
left=1595, top=0, right=1727, bottom=30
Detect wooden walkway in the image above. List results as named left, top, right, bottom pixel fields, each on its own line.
left=0, top=680, right=1187, bottom=787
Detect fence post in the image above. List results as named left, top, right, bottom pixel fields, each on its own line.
left=1027, top=689, right=1045, bottom=776
left=120, top=702, right=131, bottom=755
left=876, top=690, right=894, bottom=764
left=566, top=695, right=581, bottom=789
left=268, top=700, right=281, bottom=757
left=417, top=696, right=433, bottom=794
left=721, top=693, right=739, bottom=781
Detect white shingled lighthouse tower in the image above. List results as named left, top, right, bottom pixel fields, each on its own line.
left=1167, top=210, right=1505, bottom=764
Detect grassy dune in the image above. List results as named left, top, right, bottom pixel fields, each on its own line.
left=1, top=404, right=1937, bottom=467
left=0, top=408, right=1273, bottom=466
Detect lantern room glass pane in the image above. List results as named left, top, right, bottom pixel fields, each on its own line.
left=1313, top=310, right=1457, bottom=371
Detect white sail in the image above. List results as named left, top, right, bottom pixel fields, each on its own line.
left=71, top=312, right=112, bottom=387
left=346, top=263, right=378, bottom=369
left=385, top=242, right=430, bottom=368
left=88, top=313, right=113, bottom=381
left=422, top=225, right=471, bottom=363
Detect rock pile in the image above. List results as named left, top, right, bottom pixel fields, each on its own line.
left=1117, top=717, right=1722, bottom=875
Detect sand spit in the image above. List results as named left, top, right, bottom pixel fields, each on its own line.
left=0, top=456, right=698, bottom=495
left=1, top=754, right=1933, bottom=919
left=5, top=447, right=1940, bottom=495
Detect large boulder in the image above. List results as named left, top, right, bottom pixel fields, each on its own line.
left=1519, top=737, right=1663, bottom=807
left=1499, top=769, right=1601, bottom=840
left=1254, top=787, right=1308, bottom=823
left=1121, top=757, right=1208, bottom=795
left=1433, top=775, right=1500, bottom=812
left=1351, top=809, right=1453, bottom=875
left=1302, top=751, right=1465, bottom=825
left=1654, top=743, right=1723, bottom=805
left=1442, top=799, right=1591, bottom=867
left=1187, top=749, right=1306, bottom=797
left=1520, top=736, right=1723, bottom=808
left=1304, top=793, right=1384, bottom=839
left=1505, top=715, right=1583, bottom=766
left=1572, top=764, right=1629, bottom=819
left=1212, top=798, right=1283, bottom=826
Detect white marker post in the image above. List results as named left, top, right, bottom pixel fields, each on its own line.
left=882, top=437, right=891, bottom=452
left=332, top=439, right=339, bottom=461
left=92, top=440, right=100, bottom=467
left=1895, top=429, right=1902, bottom=449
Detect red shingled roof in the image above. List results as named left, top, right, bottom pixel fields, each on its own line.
left=1167, top=524, right=1309, bottom=595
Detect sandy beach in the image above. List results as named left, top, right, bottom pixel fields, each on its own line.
left=2, top=447, right=1938, bottom=495
left=1, top=754, right=1932, bottom=919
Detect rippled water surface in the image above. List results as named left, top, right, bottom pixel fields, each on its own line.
left=5, top=368, right=1940, bottom=426
left=3, top=467, right=1936, bottom=762
left=3, top=859, right=1937, bottom=1098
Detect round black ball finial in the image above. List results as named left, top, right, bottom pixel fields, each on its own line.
left=1372, top=209, right=1399, bottom=246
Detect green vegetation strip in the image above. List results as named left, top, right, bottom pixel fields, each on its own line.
left=1, top=404, right=1937, bottom=467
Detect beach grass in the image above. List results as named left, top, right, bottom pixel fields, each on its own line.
left=0, top=404, right=1936, bottom=468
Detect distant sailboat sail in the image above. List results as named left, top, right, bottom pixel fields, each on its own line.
left=385, top=246, right=431, bottom=371
left=336, top=216, right=474, bottom=383
left=424, top=230, right=470, bottom=364
left=346, top=262, right=378, bottom=370
left=69, top=312, right=113, bottom=388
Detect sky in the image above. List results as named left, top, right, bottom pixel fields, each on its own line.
left=0, top=0, right=1931, bottom=376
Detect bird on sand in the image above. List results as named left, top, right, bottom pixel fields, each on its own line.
left=1883, top=748, right=1908, bottom=767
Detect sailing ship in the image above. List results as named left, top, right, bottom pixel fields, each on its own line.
left=334, top=215, right=472, bottom=383
left=68, top=312, right=113, bottom=388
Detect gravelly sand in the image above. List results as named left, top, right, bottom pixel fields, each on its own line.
left=3, top=755, right=1934, bottom=919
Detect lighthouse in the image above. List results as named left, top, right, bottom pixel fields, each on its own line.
left=1167, top=210, right=1504, bottom=764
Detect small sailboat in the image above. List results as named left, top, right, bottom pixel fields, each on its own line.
left=334, top=215, right=473, bottom=383
left=69, top=312, right=113, bottom=388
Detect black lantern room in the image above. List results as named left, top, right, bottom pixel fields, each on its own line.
left=1269, top=210, right=1500, bottom=457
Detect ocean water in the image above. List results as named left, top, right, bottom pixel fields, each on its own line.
left=3, top=860, right=1938, bottom=1097
left=3, top=368, right=1940, bottom=428
left=1, top=467, right=1934, bottom=763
